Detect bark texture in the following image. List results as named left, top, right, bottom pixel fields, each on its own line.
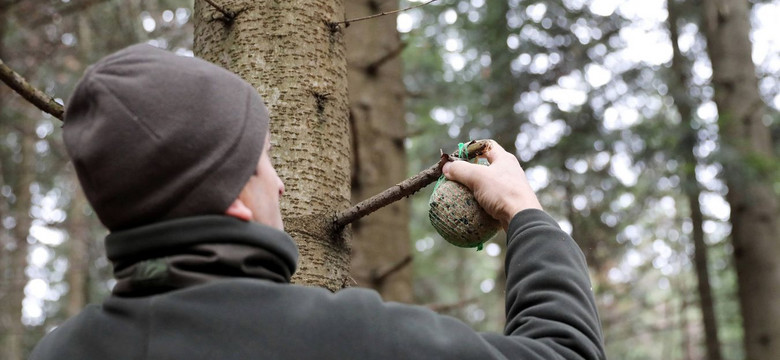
left=344, top=0, right=411, bottom=302
left=702, top=1, right=780, bottom=359
left=667, top=2, right=722, bottom=358
left=193, top=0, right=352, bottom=290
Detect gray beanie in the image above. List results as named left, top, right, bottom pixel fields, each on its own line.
left=64, top=44, right=269, bottom=231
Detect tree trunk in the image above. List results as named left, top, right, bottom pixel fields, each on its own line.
left=0, top=6, right=10, bottom=342
left=344, top=0, right=412, bottom=302
left=666, top=2, right=723, bottom=359
left=679, top=290, right=695, bottom=360
left=65, top=186, right=90, bottom=317
left=0, top=7, right=30, bottom=359
left=63, top=5, right=99, bottom=319
left=701, top=1, right=780, bottom=359
left=1, top=113, right=34, bottom=360
left=193, top=0, right=352, bottom=290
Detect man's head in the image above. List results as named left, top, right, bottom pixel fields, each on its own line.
left=64, top=44, right=281, bottom=231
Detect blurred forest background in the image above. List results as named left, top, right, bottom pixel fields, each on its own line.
left=1, top=0, right=778, bottom=359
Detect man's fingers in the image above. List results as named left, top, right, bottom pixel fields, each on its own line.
left=442, top=160, right=483, bottom=189
left=480, top=140, right=509, bottom=164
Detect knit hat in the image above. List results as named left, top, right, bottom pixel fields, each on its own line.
left=63, top=44, right=269, bottom=231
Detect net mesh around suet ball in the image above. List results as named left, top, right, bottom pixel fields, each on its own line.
left=428, top=143, right=500, bottom=250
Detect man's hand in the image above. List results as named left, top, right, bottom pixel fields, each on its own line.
left=442, top=141, right=542, bottom=230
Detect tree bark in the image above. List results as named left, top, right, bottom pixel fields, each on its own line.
left=701, top=1, right=780, bottom=359
left=193, top=0, right=352, bottom=290
left=666, top=2, right=723, bottom=359
left=344, top=0, right=412, bottom=302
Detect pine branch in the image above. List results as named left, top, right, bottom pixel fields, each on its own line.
left=332, top=0, right=439, bottom=28
left=0, top=58, right=64, bottom=120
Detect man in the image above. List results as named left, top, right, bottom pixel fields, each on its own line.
left=30, top=44, right=605, bottom=359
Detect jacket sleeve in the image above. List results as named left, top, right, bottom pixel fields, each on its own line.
left=480, top=208, right=605, bottom=359
left=333, top=208, right=606, bottom=360
left=323, top=209, right=604, bottom=360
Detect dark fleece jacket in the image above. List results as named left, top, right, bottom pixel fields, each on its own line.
left=30, top=210, right=605, bottom=360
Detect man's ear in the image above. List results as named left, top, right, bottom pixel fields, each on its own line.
left=225, top=198, right=253, bottom=221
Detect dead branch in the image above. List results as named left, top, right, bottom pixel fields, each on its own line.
left=372, top=255, right=413, bottom=285
left=332, top=140, right=491, bottom=230
left=333, top=153, right=450, bottom=230
left=0, top=58, right=64, bottom=120
left=426, top=297, right=478, bottom=312
left=332, top=0, right=439, bottom=28
left=201, top=0, right=235, bottom=22
left=367, top=42, right=407, bottom=74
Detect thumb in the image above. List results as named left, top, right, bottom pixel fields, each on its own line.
left=442, top=160, right=484, bottom=190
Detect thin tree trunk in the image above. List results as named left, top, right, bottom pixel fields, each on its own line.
left=666, top=1, right=723, bottom=359
left=0, top=3, right=10, bottom=333
left=0, top=8, right=35, bottom=355
left=662, top=296, right=671, bottom=359
left=455, top=249, right=469, bottom=320
left=65, top=186, right=90, bottom=317
left=682, top=301, right=695, bottom=360
left=193, top=0, right=352, bottom=290
left=701, top=1, right=780, bottom=359
left=344, top=0, right=412, bottom=302
left=63, top=6, right=98, bottom=319
left=689, top=193, right=723, bottom=359
left=0, top=8, right=19, bottom=359
left=1, top=113, right=35, bottom=360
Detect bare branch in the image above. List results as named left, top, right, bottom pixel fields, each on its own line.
left=405, top=89, right=429, bottom=99
left=333, top=153, right=450, bottom=230
left=0, top=58, right=64, bottom=120
left=426, top=297, right=478, bottom=312
left=333, top=140, right=491, bottom=230
left=332, top=0, right=439, bottom=27
left=201, top=0, right=235, bottom=22
left=367, top=42, right=407, bottom=74
left=372, top=255, right=413, bottom=285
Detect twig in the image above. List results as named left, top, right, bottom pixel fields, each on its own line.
left=426, top=297, right=478, bottom=312
left=333, top=139, right=491, bottom=230
left=0, top=58, right=64, bottom=120
left=332, top=0, right=439, bottom=27
left=372, top=255, right=413, bottom=285
left=201, top=0, right=234, bottom=21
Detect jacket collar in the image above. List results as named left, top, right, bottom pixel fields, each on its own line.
left=106, top=215, right=298, bottom=296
